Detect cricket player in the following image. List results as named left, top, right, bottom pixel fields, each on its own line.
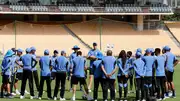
left=71, top=51, right=93, bottom=101
left=1, top=50, right=14, bottom=98
left=142, top=48, right=156, bottom=100
left=53, top=50, right=69, bottom=101
left=51, top=50, right=59, bottom=80
left=30, top=46, right=40, bottom=92
left=164, top=46, right=179, bottom=98
left=133, top=52, right=145, bottom=101
left=92, top=52, right=103, bottom=101
left=101, top=50, right=117, bottom=101
left=19, top=48, right=37, bottom=99
left=87, top=42, right=100, bottom=92
left=117, top=50, right=129, bottom=101
left=154, top=48, right=166, bottom=100
left=38, top=49, right=52, bottom=100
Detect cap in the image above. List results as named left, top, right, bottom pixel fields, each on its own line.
left=145, top=48, right=151, bottom=53
left=61, top=50, right=66, bottom=55
left=93, top=42, right=97, bottom=46
left=17, top=48, right=23, bottom=53
left=135, top=52, right=142, bottom=57
left=136, top=48, right=142, bottom=53
left=150, top=48, right=154, bottom=53
left=44, top=49, right=49, bottom=55
left=26, top=48, right=31, bottom=53
left=96, top=52, right=103, bottom=60
left=5, top=50, right=15, bottom=57
left=72, top=45, right=80, bottom=50
left=164, top=46, right=171, bottom=51
left=30, top=46, right=36, bottom=51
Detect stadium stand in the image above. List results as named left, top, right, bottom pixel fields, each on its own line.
left=166, top=22, right=180, bottom=43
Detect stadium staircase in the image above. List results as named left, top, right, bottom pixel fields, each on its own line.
left=62, top=24, right=93, bottom=50
left=163, top=23, right=180, bottom=48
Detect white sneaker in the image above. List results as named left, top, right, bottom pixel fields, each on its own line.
left=20, top=95, right=24, bottom=99
left=39, top=97, right=42, bottom=100
left=104, top=100, right=107, bottom=101
left=60, top=98, right=66, bottom=101
left=142, top=99, right=146, bottom=101
left=87, top=95, right=93, bottom=101
left=54, top=97, right=57, bottom=100
left=11, top=93, right=16, bottom=96
left=88, top=89, right=92, bottom=93
left=71, top=96, right=75, bottom=101
left=120, top=100, right=123, bottom=101
left=25, top=90, right=30, bottom=95
left=111, top=100, right=114, bottom=101
left=124, top=100, right=127, bottom=101
left=94, top=99, right=97, bottom=101
left=16, top=90, right=20, bottom=95
left=30, top=96, right=34, bottom=99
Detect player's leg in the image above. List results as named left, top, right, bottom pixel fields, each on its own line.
left=144, top=77, right=149, bottom=100
left=88, top=68, right=94, bottom=92
left=156, top=77, right=161, bottom=99
left=53, top=73, right=61, bottom=99
left=161, top=77, right=166, bottom=100
left=93, top=78, right=100, bottom=100
left=20, top=70, right=28, bottom=97
left=46, top=76, right=52, bottom=99
left=169, top=72, right=175, bottom=97
left=123, top=77, right=128, bottom=99
left=136, top=78, right=140, bottom=101
left=33, top=70, right=40, bottom=92
left=28, top=71, right=34, bottom=97
left=118, top=76, right=123, bottom=100
left=109, top=79, right=115, bottom=101
left=71, top=76, right=78, bottom=100
left=60, top=73, right=66, bottom=100
left=102, top=78, right=108, bottom=101
left=129, top=75, right=133, bottom=93
left=38, top=76, right=45, bottom=99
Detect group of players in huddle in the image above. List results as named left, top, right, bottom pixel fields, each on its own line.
left=0, top=42, right=179, bottom=101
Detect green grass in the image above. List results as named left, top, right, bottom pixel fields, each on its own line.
left=0, top=61, right=180, bottom=101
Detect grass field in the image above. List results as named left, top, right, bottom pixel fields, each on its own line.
left=0, top=61, right=180, bottom=101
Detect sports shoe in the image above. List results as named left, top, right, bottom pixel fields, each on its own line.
left=20, top=95, right=24, bottom=99
left=157, top=98, right=162, bottom=101
left=171, top=95, right=176, bottom=98
left=30, top=96, right=34, bottom=99
left=142, top=99, right=146, bottom=101
left=39, top=97, right=42, bottom=100
left=11, top=93, right=16, bottom=96
left=88, top=89, right=92, bottom=93
left=71, top=96, right=75, bottom=101
left=111, top=100, right=114, bottom=101
left=54, top=97, right=57, bottom=100
left=25, top=90, right=30, bottom=95
left=82, top=95, right=87, bottom=100
left=104, top=100, right=107, bottom=101
left=124, top=100, right=127, bottom=101
left=87, top=95, right=93, bottom=101
left=16, top=90, right=21, bottom=95
left=48, top=97, right=53, bottom=100
left=94, top=99, right=97, bottom=101
left=60, top=98, right=66, bottom=101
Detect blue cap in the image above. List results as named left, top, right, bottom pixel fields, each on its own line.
left=26, top=48, right=31, bottom=53
left=136, top=48, right=142, bottom=53
left=145, top=48, right=151, bottom=53
left=96, top=52, right=103, bottom=60
left=72, top=45, right=80, bottom=50
left=30, top=47, right=36, bottom=51
left=164, top=46, right=171, bottom=51
left=61, top=50, right=66, bottom=55
left=93, top=42, right=97, bottom=46
left=44, top=49, right=49, bottom=55
left=136, top=52, right=142, bottom=57
left=17, top=48, right=23, bottom=53
left=5, top=50, right=15, bottom=57
left=150, top=48, right=154, bottom=53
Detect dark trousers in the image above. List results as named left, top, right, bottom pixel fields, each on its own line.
left=102, top=78, right=115, bottom=100
left=118, top=76, right=128, bottom=99
left=38, top=76, right=52, bottom=98
left=54, top=72, right=66, bottom=98
left=129, top=75, right=133, bottom=90
left=20, top=70, right=34, bottom=96
left=156, top=76, right=165, bottom=99
left=93, top=78, right=103, bottom=100
left=144, top=77, right=153, bottom=100
left=136, top=77, right=144, bottom=100
left=10, top=74, right=16, bottom=93
left=33, top=70, right=40, bottom=92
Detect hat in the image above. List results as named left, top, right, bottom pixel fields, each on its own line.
left=17, top=48, right=23, bottom=53
left=30, top=46, right=36, bottom=51
left=136, top=48, right=142, bottom=53
left=26, top=48, right=31, bottom=53
left=5, top=50, right=15, bottom=57
left=61, top=50, right=66, bottom=55
left=72, top=45, right=80, bottom=50
left=136, top=52, right=142, bottom=57
left=96, top=52, right=103, bottom=60
left=164, top=46, right=171, bottom=51
left=150, top=48, right=154, bottom=53
left=93, top=42, right=97, bottom=46
left=44, top=49, right=49, bottom=55
left=145, top=48, right=151, bottom=53
left=53, top=50, right=59, bottom=54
